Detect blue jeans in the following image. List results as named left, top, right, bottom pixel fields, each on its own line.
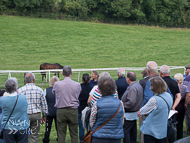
left=78, top=114, right=88, bottom=142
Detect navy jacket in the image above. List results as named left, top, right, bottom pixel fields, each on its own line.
left=46, top=87, right=56, bottom=116
left=78, top=83, right=93, bottom=114
left=115, top=76, right=129, bottom=100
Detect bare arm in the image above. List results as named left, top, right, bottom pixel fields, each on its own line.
left=172, top=93, right=181, bottom=110
left=185, top=93, right=190, bottom=108
left=87, top=94, right=92, bottom=107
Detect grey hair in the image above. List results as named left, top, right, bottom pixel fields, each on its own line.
left=9, top=77, right=18, bottom=89
left=174, top=73, right=183, bottom=84
left=63, top=65, right=72, bottom=76
left=160, top=65, right=170, bottom=75
left=98, top=75, right=116, bottom=96
left=25, top=72, right=35, bottom=83
left=49, top=76, right=59, bottom=87
left=117, top=67, right=125, bottom=76
left=5, top=79, right=18, bottom=93
left=98, top=72, right=111, bottom=81
left=146, top=61, right=158, bottom=73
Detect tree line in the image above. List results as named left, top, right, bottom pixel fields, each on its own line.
left=1, top=0, right=190, bottom=27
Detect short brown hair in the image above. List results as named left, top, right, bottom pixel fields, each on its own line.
left=141, top=69, right=148, bottom=77
left=98, top=76, right=116, bottom=96
left=150, top=77, right=167, bottom=94
left=127, top=72, right=136, bottom=81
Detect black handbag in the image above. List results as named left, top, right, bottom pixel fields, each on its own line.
left=0, top=95, right=18, bottom=139
left=0, top=129, right=3, bottom=139
left=167, top=117, right=178, bottom=138
left=85, top=108, right=91, bottom=122
left=157, top=95, right=177, bottom=138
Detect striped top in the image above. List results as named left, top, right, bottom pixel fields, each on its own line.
left=90, top=85, right=118, bottom=107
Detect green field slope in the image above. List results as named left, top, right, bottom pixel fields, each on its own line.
left=0, top=16, right=190, bottom=71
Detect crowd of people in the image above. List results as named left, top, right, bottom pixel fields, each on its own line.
left=0, top=62, right=190, bottom=143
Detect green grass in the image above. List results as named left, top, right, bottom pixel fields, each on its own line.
left=0, top=15, right=188, bottom=87
left=0, top=15, right=190, bottom=71
left=0, top=15, right=190, bottom=142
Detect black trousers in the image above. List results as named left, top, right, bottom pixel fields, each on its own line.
left=144, top=135, right=164, bottom=143
left=176, top=110, right=185, bottom=140
left=92, top=137, right=121, bottom=143
left=43, top=115, right=57, bottom=143
left=123, top=119, right=137, bottom=143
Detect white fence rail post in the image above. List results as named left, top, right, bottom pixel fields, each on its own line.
left=0, top=66, right=185, bottom=83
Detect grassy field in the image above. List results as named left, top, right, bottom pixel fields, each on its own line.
left=0, top=15, right=190, bottom=142
left=0, top=16, right=190, bottom=70
left=0, top=15, right=189, bottom=87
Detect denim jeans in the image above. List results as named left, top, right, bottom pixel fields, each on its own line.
left=78, top=114, right=88, bottom=142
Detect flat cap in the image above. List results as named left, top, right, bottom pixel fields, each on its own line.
left=185, top=64, right=190, bottom=69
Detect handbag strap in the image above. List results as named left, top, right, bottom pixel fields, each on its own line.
left=92, top=101, right=122, bottom=134
left=2, top=95, right=19, bottom=129
left=157, top=95, right=170, bottom=114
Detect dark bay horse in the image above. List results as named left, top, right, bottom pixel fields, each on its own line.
left=40, top=63, right=64, bottom=81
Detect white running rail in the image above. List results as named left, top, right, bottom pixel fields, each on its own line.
left=0, top=66, right=185, bottom=82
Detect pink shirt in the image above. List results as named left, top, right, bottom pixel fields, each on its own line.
left=52, top=77, right=81, bottom=108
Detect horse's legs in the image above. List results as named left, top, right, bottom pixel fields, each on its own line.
left=42, top=75, right=44, bottom=81
left=42, top=72, right=46, bottom=81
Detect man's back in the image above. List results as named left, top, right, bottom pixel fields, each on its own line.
left=122, top=81, right=143, bottom=112
left=18, top=83, right=47, bottom=114
left=53, top=77, right=81, bottom=109
left=116, top=76, right=129, bottom=100
left=162, top=76, right=180, bottom=102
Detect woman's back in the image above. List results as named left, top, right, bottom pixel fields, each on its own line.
left=92, top=96, right=124, bottom=139
left=46, top=87, right=57, bottom=116
left=78, top=83, right=92, bottom=114
left=0, top=95, right=29, bottom=130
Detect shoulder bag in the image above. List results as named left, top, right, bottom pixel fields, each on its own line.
left=83, top=101, right=122, bottom=143
left=157, top=95, right=178, bottom=138
left=0, top=95, right=19, bottom=139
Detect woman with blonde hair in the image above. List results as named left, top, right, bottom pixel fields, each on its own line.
left=43, top=76, right=59, bottom=143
